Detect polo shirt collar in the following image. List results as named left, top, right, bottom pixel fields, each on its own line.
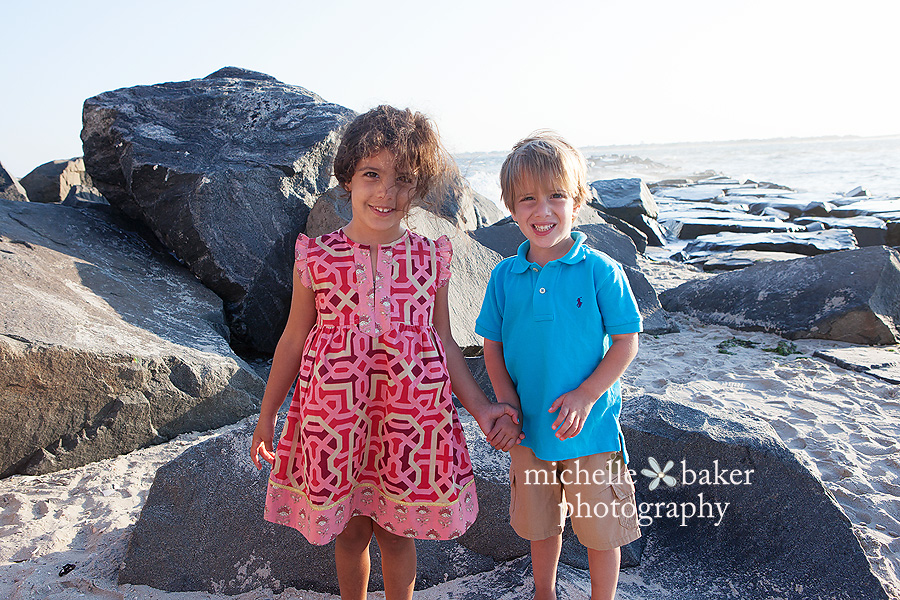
left=511, top=231, right=588, bottom=273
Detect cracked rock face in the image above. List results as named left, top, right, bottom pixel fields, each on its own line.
left=660, top=246, right=900, bottom=345
left=81, top=67, right=355, bottom=353
left=0, top=199, right=265, bottom=477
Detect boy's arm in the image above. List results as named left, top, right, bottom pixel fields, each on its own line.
left=433, top=285, right=519, bottom=436
left=549, top=332, right=639, bottom=441
left=482, top=339, right=524, bottom=451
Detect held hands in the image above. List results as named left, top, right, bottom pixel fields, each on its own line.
left=250, top=417, right=276, bottom=469
left=549, top=387, right=597, bottom=441
left=487, top=413, right=523, bottom=452
left=474, top=402, right=524, bottom=451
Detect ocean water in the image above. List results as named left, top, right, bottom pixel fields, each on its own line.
left=454, top=135, right=900, bottom=211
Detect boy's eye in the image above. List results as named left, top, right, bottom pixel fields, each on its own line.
left=550, top=192, right=567, bottom=199
left=519, top=195, right=535, bottom=203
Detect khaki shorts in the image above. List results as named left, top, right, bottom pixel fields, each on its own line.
left=509, top=445, right=641, bottom=551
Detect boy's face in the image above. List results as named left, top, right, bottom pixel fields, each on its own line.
left=510, top=173, right=579, bottom=266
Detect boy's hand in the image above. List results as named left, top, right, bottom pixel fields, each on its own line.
left=473, top=402, right=519, bottom=440
left=486, top=413, right=524, bottom=452
left=548, top=388, right=597, bottom=440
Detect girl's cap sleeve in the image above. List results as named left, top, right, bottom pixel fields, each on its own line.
left=294, top=233, right=312, bottom=288
left=436, top=235, right=453, bottom=288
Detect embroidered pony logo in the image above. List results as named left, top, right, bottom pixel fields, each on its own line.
left=576, top=297, right=583, bottom=308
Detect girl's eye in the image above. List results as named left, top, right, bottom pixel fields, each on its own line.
left=362, top=171, right=379, bottom=178
left=397, top=174, right=414, bottom=184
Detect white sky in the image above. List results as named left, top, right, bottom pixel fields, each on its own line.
left=2, top=0, right=898, bottom=177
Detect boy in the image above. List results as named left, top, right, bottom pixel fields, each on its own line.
left=476, top=131, right=642, bottom=600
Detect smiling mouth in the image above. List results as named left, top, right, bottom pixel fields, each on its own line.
left=371, top=206, right=394, bottom=214
left=533, top=224, right=555, bottom=232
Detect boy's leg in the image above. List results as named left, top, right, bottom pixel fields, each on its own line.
left=373, top=521, right=416, bottom=600
left=588, top=546, right=621, bottom=600
left=335, top=515, right=374, bottom=600
left=531, top=533, right=563, bottom=600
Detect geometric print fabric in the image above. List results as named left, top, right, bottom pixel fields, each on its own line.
left=265, top=229, right=478, bottom=544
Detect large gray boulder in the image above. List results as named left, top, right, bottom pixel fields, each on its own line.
left=619, top=394, right=891, bottom=600
left=81, top=67, right=355, bottom=354
left=1, top=161, right=28, bottom=202
left=118, top=411, right=499, bottom=595
left=19, top=157, right=94, bottom=204
left=660, top=245, right=900, bottom=345
left=0, top=199, right=265, bottom=477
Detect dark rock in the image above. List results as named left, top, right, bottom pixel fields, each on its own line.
left=747, top=198, right=836, bottom=218
left=830, top=198, right=900, bottom=220
left=682, top=229, right=858, bottom=256
left=654, top=186, right=726, bottom=202
left=619, top=394, right=891, bottom=600
left=668, top=217, right=803, bottom=240
left=680, top=250, right=810, bottom=272
left=794, top=216, right=887, bottom=247
left=844, top=185, right=869, bottom=198
left=598, top=213, right=648, bottom=253
left=888, top=221, right=900, bottom=247
left=725, top=187, right=803, bottom=198
left=0, top=162, right=28, bottom=202
left=813, top=347, right=900, bottom=385
left=20, top=158, right=93, bottom=204
left=576, top=223, right=639, bottom=268
left=61, top=184, right=108, bottom=208
left=119, top=412, right=500, bottom=595
left=589, top=178, right=663, bottom=245
left=81, top=67, right=355, bottom=354
left=660, top=246, right=900, bottom=344
left=0, top=199, right=265, bottom=477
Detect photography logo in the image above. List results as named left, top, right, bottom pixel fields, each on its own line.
left=641, top=457, right=677, bottom=490
left=635, top=456, right=754, bottom=527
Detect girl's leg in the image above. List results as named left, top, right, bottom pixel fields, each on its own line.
left=335, top=516, right=374, bottom=600
left=372, top=522, right=416, bottom=600
left=531, top=534, right=563, bottom=600
left=587, top=546, right=620, bottom=600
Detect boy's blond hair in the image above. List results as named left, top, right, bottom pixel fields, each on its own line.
left=499, top=131, right=591, bottom=213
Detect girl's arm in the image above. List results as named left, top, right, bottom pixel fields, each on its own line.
left=250, top=267, right=317, bottom=469
left=433, top=284, right=519, bottom=439
left=482, top=338, right=524, bottom=451
left=548, top=332, right=639, bottom=441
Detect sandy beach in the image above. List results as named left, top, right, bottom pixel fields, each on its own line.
left=1, top=258, right=898, bottom=599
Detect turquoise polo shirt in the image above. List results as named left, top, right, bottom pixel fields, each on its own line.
left=476, top=231, right=642, bottom=462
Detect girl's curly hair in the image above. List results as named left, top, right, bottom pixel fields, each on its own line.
left=333, top=105, right=452, bottom=203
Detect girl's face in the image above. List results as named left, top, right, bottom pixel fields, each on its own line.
left=343, top=149, right=417, bottom=245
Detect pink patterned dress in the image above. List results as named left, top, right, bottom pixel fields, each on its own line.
left=265, top=228, right=478, bottom=544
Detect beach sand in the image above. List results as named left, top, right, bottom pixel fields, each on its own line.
left=1, top=258, right=898, bottom=599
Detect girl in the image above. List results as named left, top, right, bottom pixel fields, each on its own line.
left=250, top=105, right=518, bottom=600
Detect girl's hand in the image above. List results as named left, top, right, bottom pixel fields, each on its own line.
left=250, top=419, right=276, bottom=469
left=473, top=402, right=520, bottom=438
left=548, top=389, right=597, bottom=441
left=486, top=413, right=524, bottom=452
